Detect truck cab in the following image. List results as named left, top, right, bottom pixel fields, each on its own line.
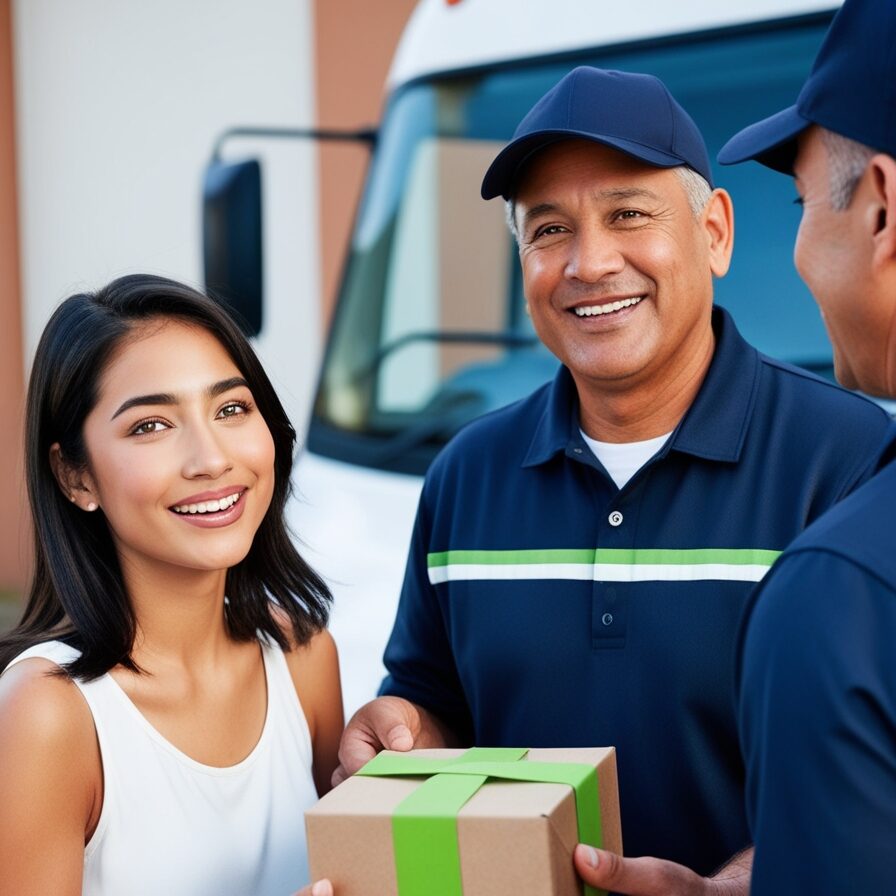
left=206, top=0, right=840, bottom=716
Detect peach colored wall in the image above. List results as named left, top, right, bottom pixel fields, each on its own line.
left=313, top=0, right=417, bottom=325
left=0, top=0, right=28, bottom=592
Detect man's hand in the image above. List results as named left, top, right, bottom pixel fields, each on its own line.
left=573, top=845, right=752, bottom=896
left=291, top=880, right=333, bottom=896
left=291, top=842, right=750, bottom=896
left=331, top=696, right=453, bottom=786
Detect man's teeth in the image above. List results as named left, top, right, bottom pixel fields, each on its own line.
left=574, top=296, right=643, bottom=317
left=172, top=492, right=241, bottom=515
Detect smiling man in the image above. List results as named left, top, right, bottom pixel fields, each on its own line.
left=719, top=0, right=896, bottom=890
left=332, top=67, right=891, bottom=895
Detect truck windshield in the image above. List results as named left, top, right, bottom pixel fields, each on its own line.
left=310, top=16, right=832, bottom=475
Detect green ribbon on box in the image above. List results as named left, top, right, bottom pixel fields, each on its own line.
left=356, top=747, right=604, bottom=896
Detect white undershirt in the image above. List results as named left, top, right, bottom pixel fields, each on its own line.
left=580, top=429, right=673, bottom=490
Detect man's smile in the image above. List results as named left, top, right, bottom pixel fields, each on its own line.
left=572, top=295, right=645, bottom=317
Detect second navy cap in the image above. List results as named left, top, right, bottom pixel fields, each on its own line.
left=718, top=0, right=896, bottom=173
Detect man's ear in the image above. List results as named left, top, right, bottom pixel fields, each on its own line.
left=866, top=154, right=896, bottom=398
left=868, top=153, right=896, bottom=272
left=49, top=443, right=100, bottom=512
left=703, top=188, right=735, bottom=278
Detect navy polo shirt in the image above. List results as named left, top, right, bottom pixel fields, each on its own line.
left=737, top=429, right=896, bottom=893
left=381, top=308, right=890, bottom=874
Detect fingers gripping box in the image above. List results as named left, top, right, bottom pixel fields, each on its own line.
left=305, top=746, right=622, bottom=896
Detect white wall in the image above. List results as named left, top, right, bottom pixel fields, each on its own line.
left=13, top=0, right=322, bottom=435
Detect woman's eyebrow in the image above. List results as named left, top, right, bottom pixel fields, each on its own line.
left=110, top=377, right=250, bottom=421
left=208, top=376, right=250, bottom=399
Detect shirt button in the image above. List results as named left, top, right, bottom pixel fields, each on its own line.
left=608, top=510, right=623, bottom=527
left=602, top=613, right=614, bottom=626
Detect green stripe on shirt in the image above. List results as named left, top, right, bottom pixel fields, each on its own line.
left=426, top=548, right=782, bottom=585
left=427, top=548, right=781, bottom=567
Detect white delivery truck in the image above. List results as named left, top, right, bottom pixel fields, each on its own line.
left=203, top=0, right=840, bottom=717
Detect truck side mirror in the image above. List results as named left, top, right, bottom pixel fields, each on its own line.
left=202, top=158, right=263, bottom=336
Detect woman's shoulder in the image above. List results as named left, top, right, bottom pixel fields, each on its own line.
left=0, top=654, right=101, bottom=822
left=0, top=655, right=103, bottom=886
left=1, top=640, right=89, bottom=734
left=267, top=613, right=342, bottom=775
left=0, top=653, right=97, bottom=759
left=274, top=620, right=340, bottom=708
left=286, top=626, right=338, bottom=666
left=269, top=608, right=338, bottom=667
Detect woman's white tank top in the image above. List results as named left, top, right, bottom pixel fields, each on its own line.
left=5, top=638, right=319, bottom=895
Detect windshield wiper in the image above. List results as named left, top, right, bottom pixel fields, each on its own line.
left=355, top=330, right=538, bottom=383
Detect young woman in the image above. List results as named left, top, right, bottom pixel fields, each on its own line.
left=0, top=275, right=343, bottom=896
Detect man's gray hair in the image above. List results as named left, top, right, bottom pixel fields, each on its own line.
left=504, top=164, right=712, bottom=243
left=821, top=128, right=876, bottom=211
left=505, top=198, right=519, bottom=242
left=674, top=165, right=713, bottom=217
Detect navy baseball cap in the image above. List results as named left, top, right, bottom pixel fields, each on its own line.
left=718, top=0, right=896, bottom=173
left=481, top=66, right=714, bottom=200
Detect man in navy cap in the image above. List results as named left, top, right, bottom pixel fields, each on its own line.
left=719, top=0, right=896, bottom=890
left=327, top=66, right=890, bottom=894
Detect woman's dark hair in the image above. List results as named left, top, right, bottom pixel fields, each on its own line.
left=0, top=274, right=331, bottom=679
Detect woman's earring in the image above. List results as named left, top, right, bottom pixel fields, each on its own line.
left=86, top=502, right=98, bottom=512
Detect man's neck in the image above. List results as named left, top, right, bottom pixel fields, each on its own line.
left=576, top=328, right=715, bottom=443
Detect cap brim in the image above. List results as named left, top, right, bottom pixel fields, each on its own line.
left=717, top=105, right=810, bottom=174
left=481, top=130, right=696, bottom=200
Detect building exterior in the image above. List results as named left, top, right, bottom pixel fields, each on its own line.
left=0, top=0, right=414, bottom=596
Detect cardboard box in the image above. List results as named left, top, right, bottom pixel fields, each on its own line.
left=305, top=746, right=621, bottom=896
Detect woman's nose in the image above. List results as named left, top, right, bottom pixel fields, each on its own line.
left=181, top=423, right=232, bottom=480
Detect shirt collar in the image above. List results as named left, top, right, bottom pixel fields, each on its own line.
left=522, top=306, right=760, bottom=468
left=874, top=420, right=896, bottom=471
